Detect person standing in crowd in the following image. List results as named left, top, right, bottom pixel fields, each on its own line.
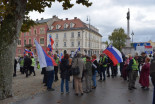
left=106, top=57, right=112, bottom=77
left=84, top=56, right=92, bottom=93
left=46, top=66, right=55, bottom=91
left=92, top=54, right=98, bottom=89
left=13, top=58, right=18, bottom=77
left=139, top=57, right=150, bottom=90
left=54, top=54, right=59, bottom=82
left=18, top=56, right=24, bottom=74
left=81, top=55, right=86, bottom=82
left=120, top=52, right=125, bottom=77
left=112, top=63, right=118, bottom=78
left=150, top=53, right=155, bottom=104
left=60, top=54, right=70, bottom=94
left=72, top=53, right=85, bottom=96
left=41, top=67, right=47, bottom=86
left=24, top=55, right=32, bottom=77
left=122, top=55, right=130, bottom=80
left=99, top=54, right=107, bottom=81
left=30, top=56, right=36, bottom=76
left=128, top=54, right=139, bottom=90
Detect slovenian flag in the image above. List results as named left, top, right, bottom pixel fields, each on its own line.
left=103, top=45, right=123, bottom=66
left=24, top=49, right=33, bottom=56
left=47, top=35, right=54, bottom=52
left=35, top=40, right=57, bottom=68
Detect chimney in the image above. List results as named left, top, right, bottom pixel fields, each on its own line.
left=66, top=18, right=68, bottom=20
left=74, top=17, right=77, bottom=19
left=53, top=15, right=56, bottom=18
left=41, top=18, right=43, bottom=20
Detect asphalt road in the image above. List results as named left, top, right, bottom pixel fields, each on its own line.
left=14, top=75, right=153, bottom=104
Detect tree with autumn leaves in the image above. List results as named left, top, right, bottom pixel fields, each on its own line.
left=0, top=0, right=92, bottom=100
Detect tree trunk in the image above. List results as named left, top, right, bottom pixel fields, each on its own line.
left=0, top=0, right=26, bottom=100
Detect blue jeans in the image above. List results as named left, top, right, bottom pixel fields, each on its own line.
left=100, top=67, right=106, bottom=80
left=47, top=70, right=54, bottom=89
left=61, top=78, right=69, bottom=92
left=92, top=71, right=97, bottom=87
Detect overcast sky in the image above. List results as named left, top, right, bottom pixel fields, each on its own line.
left=29, top=0, right=155, bottom=42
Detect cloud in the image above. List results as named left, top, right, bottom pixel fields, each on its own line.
left=28, top=0, right=155, bottom=42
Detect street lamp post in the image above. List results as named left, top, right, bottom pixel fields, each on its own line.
left=131, top=31, right=134, bottom=43
left=87, top=16, right=90, bottom=56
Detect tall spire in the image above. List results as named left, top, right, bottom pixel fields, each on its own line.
left=127, top=8, right=130, bottom=36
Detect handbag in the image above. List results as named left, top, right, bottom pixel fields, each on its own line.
left=72, top=59, right=80, bottom=75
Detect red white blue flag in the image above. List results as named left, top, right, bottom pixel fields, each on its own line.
left=103, top=45, right=123, bottom=65
left=47, top=35, right=54, bottom=52
left=35, top=40, right=57, bottom=68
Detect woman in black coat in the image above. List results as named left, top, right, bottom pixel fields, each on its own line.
left=60, top=54, right=70, bottom=94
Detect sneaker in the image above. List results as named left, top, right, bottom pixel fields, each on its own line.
left=75, top=93, right=78, bottom=96
left=98, top=79, right=102, bottom=81
left=66, top=92, right=70, bottom=94
left=81, top=93, right=84, bottom=96
left=61, top=92, right=64, bottom=94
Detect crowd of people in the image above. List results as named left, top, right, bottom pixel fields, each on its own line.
left=14, top=51, right=155, bottom=103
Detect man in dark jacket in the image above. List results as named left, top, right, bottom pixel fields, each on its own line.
left=150, top=53, right=155, bottom=104
left=13, top=59, right=18, bottom=77
left=24, top=55, right=32, bottom=77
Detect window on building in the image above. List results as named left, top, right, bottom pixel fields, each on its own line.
left=78, top=41, right=80, bottom=46
left=56, top=25, right=59, bottom=29
left=34, top=29, right=37, bottom=34
left=24, top=40, right=26, bottom=45
left=40, top=28, right=45, bottom=34
left=64, top=33, right=66, bottom=38
left=64, top=42, right=66, bottom=47
left=40, top=38, right=44, bottom=44
left=64, top=23, right=67, bottom=29
left=18, top=49, right=21, bottom=53
left=71, top=32, right=74, bottom=38
left=70, top=23, right=73, bottom=28
left=29, top=30, right=31, bottom=35
left=18, top=40, right=21, bottom=45
left=85, top=41, right=87, bottom=47
left=29, top=39, right=31, bottom=44
left=71, top=42, right=74, bottom=47
left=85, top=32, right=87, bottom=38
left=56, top=42, right=58, bottom=47
left=24, top=32, right=26, bottom=36
left=78, top=32, right=80, bottom=37
left=56, top=34, right=58, bottom=39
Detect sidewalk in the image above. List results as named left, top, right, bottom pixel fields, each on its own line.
left=14, top=76, right=153, bottom=104
left=1, top=69, right=61, bottom=104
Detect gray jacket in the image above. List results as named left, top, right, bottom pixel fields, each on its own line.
left=72, top=58, right=86, bottom=78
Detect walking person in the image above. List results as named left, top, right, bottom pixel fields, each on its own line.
left=60, top=54, right=70, bottom=94
left=150, top=53, right=155, bottom=104
left=128, top=54, right=139, bottom=90
left=30, top=56, right=36, bottom=76
left=46, top=66, right=55, bottom=91
left=92, top=54, right=98, bottom=89
left=72, top=53, right=85, bottom=96
left=84, top=56, right=92, bottom=93
left=54, top=54, right=59, bottom=81
left=13, top=58, right=18, bottom=77
left=139, top=57, right=150, bottom=90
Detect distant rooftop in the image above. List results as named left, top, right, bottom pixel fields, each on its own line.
left=35, top=18, right=52, bottom=24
